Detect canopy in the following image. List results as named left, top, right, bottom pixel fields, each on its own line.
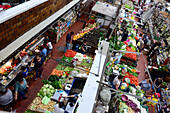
left=92, top=1, right=117, bottom=18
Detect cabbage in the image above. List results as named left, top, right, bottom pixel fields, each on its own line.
left=43, top=88, right=47, bottom=92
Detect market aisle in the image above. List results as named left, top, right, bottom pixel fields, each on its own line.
left=14, top=14, right=88, bottom=112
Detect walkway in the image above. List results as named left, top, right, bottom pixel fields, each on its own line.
left=14, top=13, right=88, bottom=112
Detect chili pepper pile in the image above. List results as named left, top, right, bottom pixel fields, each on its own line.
left=64, top=50, right=77, bottom=57
left=123, top=72, right=139, bottom=86
left=124, top=47, right=137, bottom=61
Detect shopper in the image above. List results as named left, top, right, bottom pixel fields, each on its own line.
left=64, top=31, right=74, bottom=53
left=80, top=39, right=87, bottom=54
left=139, top=79, right=152, bottom=91
left=39, top=46, right=47, bottom=60
left=121, top=28, right=128, bottom=42
left=152, top=77, right=163, bottom=94
left=0, top=86, right=13, bottom=111
left=114, top=52, right=123, bottom=65
left=46, top=40, right=53, bottom=54
left=53, top=102, right=65, bottom=113
left=20, top=66, right=28, bottom=78
left=43, top=36, right=49, bottom=48
left=34, top=54, right=45, bottom=80
left=15, top=76, right=28, bottom=101
left=77, top=11, right=81, bottom=21
left=112, top=75, right=123, bottom=90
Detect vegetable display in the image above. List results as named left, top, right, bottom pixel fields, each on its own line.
left=61, top=56, right=73, bottom=63
left=51, top=69, right=64, bottom=76
left=37, top=84, right=56, bottom=98
left=124, top=47, right=137, bottom=61
left=64, top=50, right=77, bottom=57
left=28, top=97, right=55, bottom=112
left=55, top=64, right=65, bottom=71
left=123, top=72, right=139, bottom=86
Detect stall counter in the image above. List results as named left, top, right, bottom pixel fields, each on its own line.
left=76, top=41, right=109, bottom=113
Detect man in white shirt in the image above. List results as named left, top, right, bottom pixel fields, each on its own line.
left=54, top=102, right=65, bottom=113
left=47, top=40, right=53, bottom=54
left=112, top=76, right=123, bottom=90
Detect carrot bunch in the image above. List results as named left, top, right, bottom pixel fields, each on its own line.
left=64, top=50, right=77, bottom=57
left=51, top=69, right=64, bottom=76
left=124, top=47, right=137, bottom=61
left=123, top=72, right=139, bottom=86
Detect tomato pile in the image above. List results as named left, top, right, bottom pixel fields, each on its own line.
left=64, top=50, right=77, bottom=57
left=124, top=47, right=137, bottom=61
left=123, top=72, right=139, bottom=86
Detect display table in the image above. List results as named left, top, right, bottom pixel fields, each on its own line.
left=76, top=41, right=109, bottom=113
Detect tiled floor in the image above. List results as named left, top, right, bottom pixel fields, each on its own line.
left=13, top=12, right=88, bottom=113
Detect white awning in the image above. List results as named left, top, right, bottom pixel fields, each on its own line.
left=0, top=0, right=80, bottom=62
left=92, top=1, right=117, bottom=18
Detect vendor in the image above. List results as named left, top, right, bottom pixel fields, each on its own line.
left=39, top=46, right=47, bottom=60
left=80, top=39, right=88, bottom=54
left=0, top=86, right=13, bottom=111
left=20, top=66, right=28, bottom=78
left=15, top=76, right=29, bottom=101
left=152, top=77, right=163, bottom=94
left=53, top=102, right=65, bottom=113
left=112, top=75, right=123, bottom=90
left=139, top=79, right=152, bottom=91
left=114, top=52, right=122, bottom=65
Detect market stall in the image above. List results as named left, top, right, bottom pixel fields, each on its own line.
left=26, top=49, right=95, bottom=113
left=91, top=1, right=117, bottom=28
left=0, top=37, right=45, bottom=88
left=72, top=22, right=107, bottom=53
left=45, top=9, right=77, bottom=43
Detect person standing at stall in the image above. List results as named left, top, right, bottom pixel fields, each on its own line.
left=53, top=102, right=65, bottom=113
left=20, top=66, right=28, bottom=78
left=46, top=40, right=53, bottom=55
left=152, top=77, right=163, bottom=95
left=43, top=36, right=49, bottom=48
left=112, top=75, right=123, bottom=90
left=34, top=54, right=45, bottom=80
left=64, top=31, right=74, bottom=53
left=139, top=79, right=152, bottom=91
left=39, top=46, right=47, bottom=60
left=0, top=86, right=13, bottom=111
left=80, top=39, right=88, bottom=54
left=15, top=76, right=29, bottom=101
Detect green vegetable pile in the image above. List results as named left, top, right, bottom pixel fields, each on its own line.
left=48, top=75, right=60, bottom=82
left=61, top=56, right=73, bottom=63
left=81, top=57, right=93, bottom=68
left=55, top=64, right=65, bottom=71
left=114, top=41, right=125, bottom=50
left=42, top=75, right=63, bottom=89
left=37, top=84, right=55, bottom=98
left=158, top=66, right=169, bottom=73
left=64, top=66, right=73, bottom=72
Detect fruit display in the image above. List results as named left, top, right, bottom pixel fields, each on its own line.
left=73, top=23, right=99, bottom=40
left=77, top=28, right=105, bottom=48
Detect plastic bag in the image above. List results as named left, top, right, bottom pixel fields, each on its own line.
left=100, top=87, right=111, bottom=106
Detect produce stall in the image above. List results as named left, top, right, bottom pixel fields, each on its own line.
left=26, top=50, right=95, bottom=113
left=72, top=22, right=106, bottom=53
left=45, top=9, right=77, bottom=43
left=0, top=37, right=44, bottom=88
